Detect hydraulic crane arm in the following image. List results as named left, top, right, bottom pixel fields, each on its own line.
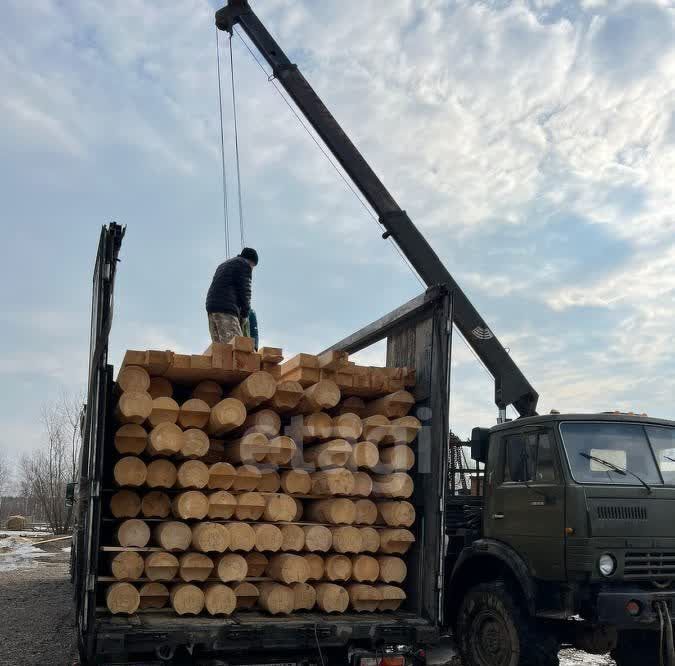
left=216, top=0, right=538, bottom=417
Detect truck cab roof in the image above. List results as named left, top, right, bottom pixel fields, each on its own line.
left=489, top=412, right=675, bottom=433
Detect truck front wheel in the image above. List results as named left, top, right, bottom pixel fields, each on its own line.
left=456, top=581, right=559, bottom=666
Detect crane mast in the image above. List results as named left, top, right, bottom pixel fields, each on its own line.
left=216, top=0, right=539, bottom=418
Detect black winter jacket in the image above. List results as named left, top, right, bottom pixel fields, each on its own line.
left=205, top=256, right=252, bottom=317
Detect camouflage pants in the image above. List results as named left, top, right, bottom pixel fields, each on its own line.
left=208, top=312, right=243, bottom=344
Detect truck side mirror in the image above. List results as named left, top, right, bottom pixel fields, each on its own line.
left=471, top=427, right=491, bottom=464
left=65, top=482, right=76, bottom=508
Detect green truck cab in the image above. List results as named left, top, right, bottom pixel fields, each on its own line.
left=446, top=412, right=675, bottom=666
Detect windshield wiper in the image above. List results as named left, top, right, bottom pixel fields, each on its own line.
left=579, top=452, right=653, bottom=494
left=665, top=455, right=675, bottom=464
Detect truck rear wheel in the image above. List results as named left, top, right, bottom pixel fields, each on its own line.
left=611, top=630, right=660, bottom=666
left=456, top=581, right=559, bottom=666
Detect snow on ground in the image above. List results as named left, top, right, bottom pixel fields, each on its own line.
left=0, top=536, right=55, bottom=572
left=560, top=649, right=614, bottom=665
left=61, top=546, right=71, bottom=553
left=0, top=530, right=54, bottom=538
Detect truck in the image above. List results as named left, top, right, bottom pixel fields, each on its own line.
left=71, top=1, right=675, bottom=664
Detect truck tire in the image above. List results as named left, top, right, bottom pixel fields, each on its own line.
left=456, top=581, right=559, bottom=666
left=611, top=630, right=660, bottom=666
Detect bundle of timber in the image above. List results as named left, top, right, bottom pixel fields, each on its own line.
left=103, top=339, right=419, bottom=618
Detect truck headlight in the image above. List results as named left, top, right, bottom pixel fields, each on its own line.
left=598, top=553, right=616, bottom=577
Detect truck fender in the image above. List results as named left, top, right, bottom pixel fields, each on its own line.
left=447, top=538, right=537, bottom=617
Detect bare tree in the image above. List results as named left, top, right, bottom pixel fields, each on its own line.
left=0, top=451, right=9, bottom=496
left=19, top=393, right=83, bottom=534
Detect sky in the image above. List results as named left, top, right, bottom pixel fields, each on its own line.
left=1, top=0, right=674, bottom=470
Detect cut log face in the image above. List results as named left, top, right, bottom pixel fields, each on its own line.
left=192, top=380, right=223, bottom=408
left=110, top=490, right=141, bottom=518
left=262, top=493, right=297, bottom=522
left=361, top=391, right=415, bottom=419
left=208, top=398, right=247, bottom=436
left=208, top=462, right=236, bottom=490
left=323, top=554, right=352, bottom=582
left=305, top=498, right=356, bottom=525
left=302, top=412, right=333, bottom=442
left=378, top=529, right=415, bottom=555
left=302, top=525, right=332, bottom=553
left=204, top=582, right=236, bottom=616
left=170, top=583, right=205, bottom=616
left=117, top=519, right=150, bottom=548
left=359, top=528, right=381, bottom=554
left=235, top=492, right=266, bottom=521
left=145, top=551, right=179, bottom=581
left=348, top=584, right=381, bottom=612
left=385, top=416, right=422, bottom=445
left=148, top=376, right=173, bottom=400
left=207, top=490, right=237, bottom=519
left=148, top=397, right=180, bottom=428
left=280, top=524, right=305, bottom=552
left=113, top=456, right=147, bottom=488
left=360, top=415, right=389, bottom=445
left=332, top=396, right=365, bottom=417
left=256, top=468, right=281, bottom=493
left=303, top=553, right=325, bottom=580
left=178, top=399, right=210, bottom=429
left=172, top=491, right=209, bottom=520
left=377, top=556, right=407, bottom=584
left=354, top=499, right=378, bottom=526
left=236, top=409, right=281, bottom=437
left=264, top=380, right=303, bottom=413
left=106, top=582, right=140, bottom=615
left=292, top=497, right=304, bottom=522
left=376, top=501, right=416, bottom=528
left=348, top=441, right=379, bottom=471
left=226, top=522, right=256, bottom=552
left=253, top=524, right=283, bottom=553
left=265, top=436, right=296, bottom=466
left=280, top=469, right=311, bottom=495
left=111, top=551, right=144, bottom=581
left=375, top=584, right=406, bottom=611
left=379, top=445, right=415, bottom=472
left=223, top=433, right=269, bottom=464
left=350, top=555, right=379, bottom=583
left=232, top=465, right=262, bottom=492
left=116, top=390, right=153, bottom=425
left=314, top=582, right=349, bottom=613
left=295, top=380, right=341, bottom=414
left=141, top=491, right=171, bottom=518
left=352, top=472, right=374, bottom=498
left=139, top=582, right=169, bottom=609
left=332, top=413, right=363, bottom=441
left=176, top=460, right=210, bottom=489
left=147, top=422, right=184, bottom=457
left=257, top=582, right=294, bottom=615
left=266, top=553, right=311, bottom=584
left=146, top=459, right=177, bottom=488
left=228, top=371, right=277, bottom=409
left=292, top=582, right=316, bottom=610
left=216, top=553, right=248, bottom=582
left=331, top=526, right=363, bottom=554
left=154, top=521, right=192, bottom=552
left=191, top=522, right=230, bottom=553
left=244, top=552, right=269, bottom=577
left=304, top=439, right=352, bottom=469
left=178, top=552, right=214, bottom=582
left=180, top=429, right=210, bottom=459
left=233, top=581, right=259, bottom=608
left=117, top=365, right=151, bottom=394
left=372, top=473, right=414, bottom=499
left=310, top=469, right=355, bottom=496
left=114, top=424, right=147, bottom=455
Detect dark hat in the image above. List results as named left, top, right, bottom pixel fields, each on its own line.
left=239, top=247, right=259, bottom=266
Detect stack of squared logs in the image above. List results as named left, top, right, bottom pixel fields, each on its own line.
left=104, top=338, right=419, bottom=617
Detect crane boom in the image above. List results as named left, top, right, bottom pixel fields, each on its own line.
left=216, top=0, right=538, bottom=417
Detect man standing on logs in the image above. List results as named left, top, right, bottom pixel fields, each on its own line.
left=206, top=248, right=259, bottom=344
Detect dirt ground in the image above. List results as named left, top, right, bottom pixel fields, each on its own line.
left=0, top=535, right=612, bottom=666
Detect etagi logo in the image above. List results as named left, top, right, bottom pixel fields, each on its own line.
left=471, top=326, right=493, bottom=341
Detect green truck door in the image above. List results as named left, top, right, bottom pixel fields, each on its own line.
left=486, top=429, right=566, bottom=580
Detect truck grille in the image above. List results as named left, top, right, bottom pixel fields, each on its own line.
left=624, top=552, right=675, bottom=580
left=597, top=505, right=647, bottom=520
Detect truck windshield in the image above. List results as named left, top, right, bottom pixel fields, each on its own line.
left=560, top=422, right=672, bottom=486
